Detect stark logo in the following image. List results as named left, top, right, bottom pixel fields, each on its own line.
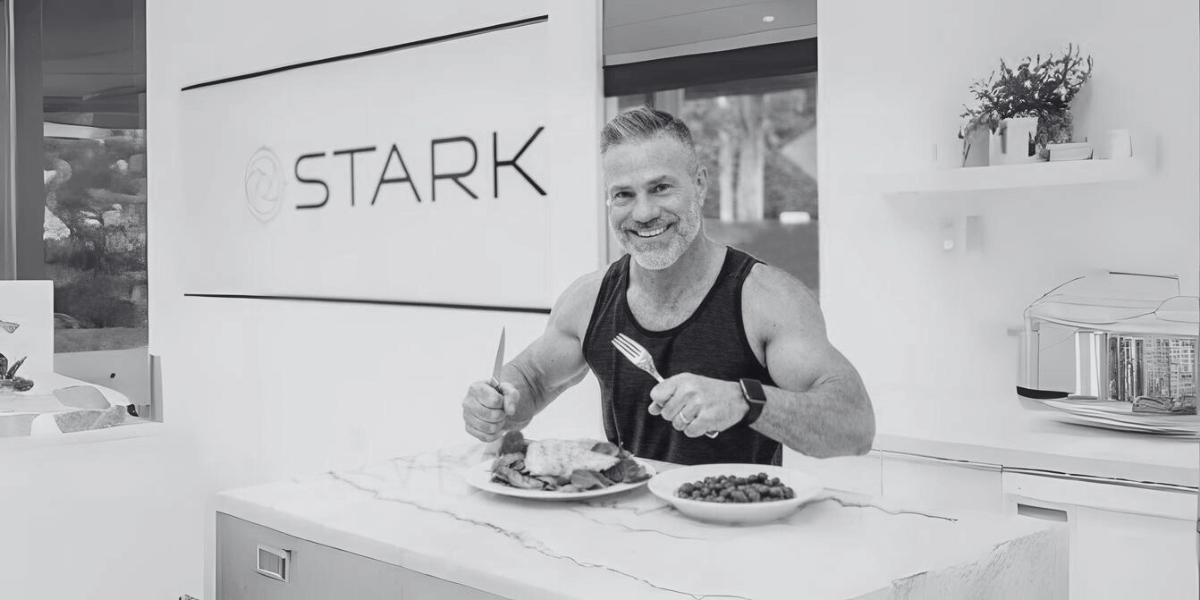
left=245, top=147, right=285, bottom=223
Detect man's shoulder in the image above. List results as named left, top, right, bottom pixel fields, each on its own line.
left=744, top=262, right=816, bottom=303
left=742, top=262, right=821, bottom=323
left=550, top=267, right=610, bottom=326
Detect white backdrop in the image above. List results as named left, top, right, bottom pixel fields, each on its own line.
left=179, top=23, right=554, bottom=307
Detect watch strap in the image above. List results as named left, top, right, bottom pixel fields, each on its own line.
left=739, top=378, right=767, bottom=426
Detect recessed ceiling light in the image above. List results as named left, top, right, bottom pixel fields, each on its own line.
left=762, top=15, right=775, bottom=23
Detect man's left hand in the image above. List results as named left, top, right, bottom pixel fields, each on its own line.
left=649, top=374, right=748, bottom=438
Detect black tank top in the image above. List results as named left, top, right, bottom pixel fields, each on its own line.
left=582, top=247, right=781, bottom=466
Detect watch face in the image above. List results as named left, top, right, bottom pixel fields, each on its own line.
left=740, top=378, right=767, bottom=404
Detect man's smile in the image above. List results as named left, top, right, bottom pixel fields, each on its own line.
left=630, top=224, right=671, bottom=239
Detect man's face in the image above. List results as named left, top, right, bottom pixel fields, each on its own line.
left=603, top=135, right=707, bottom=271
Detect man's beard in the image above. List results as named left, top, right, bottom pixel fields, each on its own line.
left=612, top=200, right=702, bottom=271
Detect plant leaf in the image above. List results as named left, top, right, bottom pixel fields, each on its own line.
left=6, top=356, right=26, bottom=379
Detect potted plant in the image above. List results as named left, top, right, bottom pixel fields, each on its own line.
left=959, top=44, right=1093, bottom=166
left=0, top=353, right=34, bottom=393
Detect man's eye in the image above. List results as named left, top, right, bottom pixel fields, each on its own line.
left=609, top=192, right=633, bottom=206
left=652, top=184, right=671, bottom=193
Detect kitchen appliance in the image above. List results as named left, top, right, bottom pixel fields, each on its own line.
left=1018, top=272, right=1198, bottom=403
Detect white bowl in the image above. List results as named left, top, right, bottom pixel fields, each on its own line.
left=648, top=463, right=823, bottom=526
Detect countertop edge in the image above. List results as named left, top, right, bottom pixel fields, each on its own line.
left=874, top=431, right=1199, bottom=489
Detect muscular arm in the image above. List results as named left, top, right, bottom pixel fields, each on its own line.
left=745, top=266, right=875, bottom=457
left=497, top=272, right=602, bottom=429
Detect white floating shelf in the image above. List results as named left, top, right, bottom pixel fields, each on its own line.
left=852, top=157, right=1153, bottom=196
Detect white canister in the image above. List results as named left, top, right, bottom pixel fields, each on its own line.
left=993, top=117, right=1041, bottom=165
left=1105, top=129, right=1133, bottom=159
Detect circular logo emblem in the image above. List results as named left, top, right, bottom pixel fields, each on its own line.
left=245, top=147, right=285, bottom=223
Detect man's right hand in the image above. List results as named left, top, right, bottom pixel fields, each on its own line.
left=462, top=381, right=521, bottom=442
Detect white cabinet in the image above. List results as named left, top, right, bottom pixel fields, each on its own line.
left=1001, top=471, right=1198, bottom=600
left=855, top=450, right=1198, bottom=600
left=880, top=450, right=1006, bottom=515
left=217, top=513, right=505, bottom=600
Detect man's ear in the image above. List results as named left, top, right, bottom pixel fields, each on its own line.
left=694, top=165, right=709, bottom=205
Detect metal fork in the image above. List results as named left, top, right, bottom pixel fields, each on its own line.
left=611, top=333, right=719, bottom=439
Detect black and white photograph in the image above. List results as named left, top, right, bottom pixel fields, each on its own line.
left=0, top=1, right=1197, bottom=599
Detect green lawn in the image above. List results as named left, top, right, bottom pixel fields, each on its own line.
left=55, top=327, right=149, bottom=353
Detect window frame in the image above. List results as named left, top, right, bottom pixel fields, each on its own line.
left=1, top=0, right=14, bottom=280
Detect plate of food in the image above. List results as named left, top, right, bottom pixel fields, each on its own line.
left=648, top=463, right=823, bottom=525
left=465, top=431, right=656, bottom=501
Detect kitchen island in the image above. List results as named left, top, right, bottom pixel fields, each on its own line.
left=213, top=443, right=1067, bottom=599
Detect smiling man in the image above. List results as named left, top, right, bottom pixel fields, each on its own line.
left=462, top=106, right=874, bottom=465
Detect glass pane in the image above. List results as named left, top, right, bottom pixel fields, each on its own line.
left=42, top=0, right=147, bottom=353
left=606, top=72, right=820, bottom=296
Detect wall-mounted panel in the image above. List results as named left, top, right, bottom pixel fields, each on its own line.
left=179, top=22, right=553, bottom=308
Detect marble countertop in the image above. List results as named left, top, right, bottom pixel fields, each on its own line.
left=874, top=394, right=1199, bottom=489
left=214, top=443, right=1068, bottom=600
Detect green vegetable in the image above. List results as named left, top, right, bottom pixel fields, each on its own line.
left=6, top=356, right=26, bottom=379
left=491, top=452, right=524, bottom=472
left=492, top=465, right=544, bottom=490
left=602, top=458, right=649, bottom=484
left=676, top=472, right=792, bottom=503
left=569, top=469, right=615, bottom=491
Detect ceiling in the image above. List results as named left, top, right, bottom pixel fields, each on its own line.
left=40, top=0, right=144, bottom=128
left=603, top=0, right=816, bottom=61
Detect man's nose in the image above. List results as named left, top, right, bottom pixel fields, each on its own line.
left=630, top=193, right=660, bottom=222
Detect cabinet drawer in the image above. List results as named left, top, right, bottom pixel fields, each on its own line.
left=1001, top=472, right=1199, bottom=600
left=217, top=512, right=506, bottom=600
left=1002, top=471, right=1196, bottom=521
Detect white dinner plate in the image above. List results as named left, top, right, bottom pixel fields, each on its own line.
left=648, top=463, right=823, bottom=525
left=464, top=457, right=657, bottom=501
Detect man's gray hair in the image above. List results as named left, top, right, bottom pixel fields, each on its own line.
left=600, top=106, right=698, bottom=168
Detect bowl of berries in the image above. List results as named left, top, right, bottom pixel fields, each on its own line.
left=648, top=463, right=823, bottom=525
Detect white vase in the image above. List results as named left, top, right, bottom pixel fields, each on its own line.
left=992, top=117, right=1041, bottom=165
left=961, top=127, right=991, bottom=167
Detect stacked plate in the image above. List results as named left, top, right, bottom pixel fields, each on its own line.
left=1037, top=398, right=1200, bottom=438
left=1045, top=142, right=1093, bottom=161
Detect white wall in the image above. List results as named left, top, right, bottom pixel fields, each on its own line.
left=817, top=0, right=1199, bottom=441
left=0, top=427, right=205, bottom=600
left=146, top=1, right=605, bottom=598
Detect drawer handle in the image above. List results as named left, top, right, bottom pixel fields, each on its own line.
left=256, top=544, right=290, bottom=582
left=1017, top=503, right=1068, bottom=522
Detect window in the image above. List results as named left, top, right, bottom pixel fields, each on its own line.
left=42, top=0, right=148, bottom=354
left=43, top=128, right=148, bottom=350
left=3, top=0, right=152, bottom=419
